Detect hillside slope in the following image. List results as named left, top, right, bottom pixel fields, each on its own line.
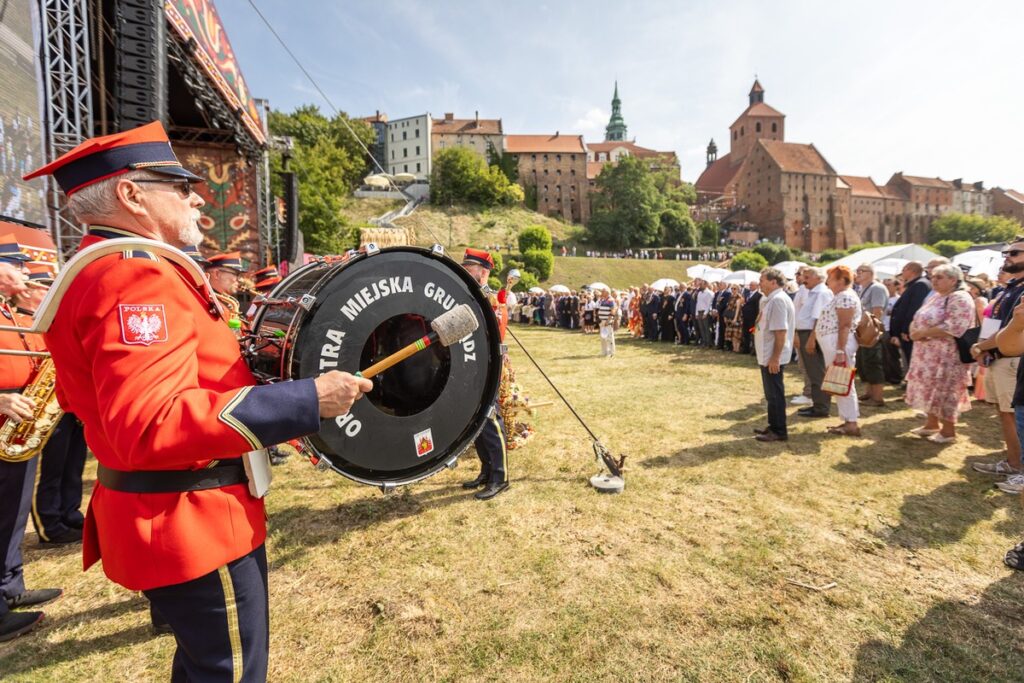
left=550, top=256, right=700, bottom=289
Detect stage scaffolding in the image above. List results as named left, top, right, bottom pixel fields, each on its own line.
left=38, top=0, right=94, bottom=259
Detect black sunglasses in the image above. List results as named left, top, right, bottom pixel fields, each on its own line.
left=1002, top=249, right=1024, bottom=258
left=135, top=178, right=194, bottom=198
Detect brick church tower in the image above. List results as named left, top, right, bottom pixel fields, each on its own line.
left=728, top=79, right=785, bottom=166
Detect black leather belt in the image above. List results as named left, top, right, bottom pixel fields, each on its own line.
left=96, top=460, right=248, bottom=493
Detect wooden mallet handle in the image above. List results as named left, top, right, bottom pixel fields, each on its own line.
left=357, top=304, right=478, bottom=380
left=360, top=333, right=438, bottom=379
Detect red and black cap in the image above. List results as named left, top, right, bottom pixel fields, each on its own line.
left=252, top=265, right=282, bottom=290
left=207, top=251, right=244, bottom=273
left=0, top=234, right=31, bottom=266
left=182, top=244, right=210, bottom=267
left=462, top=248, right=494, bottom=270
left=23, top=120, right=203, bottom=196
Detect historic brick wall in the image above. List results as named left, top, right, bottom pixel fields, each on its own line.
left=515, top=151, right=589, bottom=224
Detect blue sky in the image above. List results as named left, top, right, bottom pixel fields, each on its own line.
left=217, top=0, right=1024, bottom=190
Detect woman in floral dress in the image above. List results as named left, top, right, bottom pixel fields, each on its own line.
left=905, top=264, right=975, bottom=443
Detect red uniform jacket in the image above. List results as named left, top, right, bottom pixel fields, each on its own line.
left=0, top=306, right=44, bottom=390
left=44, top=227, right=321, bottom=590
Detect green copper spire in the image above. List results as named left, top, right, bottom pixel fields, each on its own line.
left=605, top=81, right=628, bottom=142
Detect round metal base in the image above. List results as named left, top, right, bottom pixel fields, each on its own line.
left=590, top=473, right=625, bottom=494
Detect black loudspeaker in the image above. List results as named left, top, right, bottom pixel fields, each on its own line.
left=280, top=171, right=299, bottom=262
left=115, top=0, right=167, bottom=129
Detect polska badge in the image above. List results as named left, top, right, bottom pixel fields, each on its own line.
left=414, top=428, right=434, bottom=458
left=119, top=304, right=169, bottom=345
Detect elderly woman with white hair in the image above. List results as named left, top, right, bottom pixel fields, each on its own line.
left=905, top=263, right=975, bottom=443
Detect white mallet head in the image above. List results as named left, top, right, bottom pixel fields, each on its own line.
left=431, top=304, right=479, bottom=346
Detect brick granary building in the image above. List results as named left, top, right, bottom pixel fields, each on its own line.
left=504, top=134, right=589, bottom=224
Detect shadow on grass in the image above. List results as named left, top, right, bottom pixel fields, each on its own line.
left=0, top=622, right=153, bottom=677
left=267, top=485, right=470, bottom=570
left=851, top=573, right=1024, bottom=682
left=640, top=433, right=824, bottom=469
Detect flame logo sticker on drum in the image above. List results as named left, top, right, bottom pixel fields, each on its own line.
left=414, top=428, right=434, bottom=458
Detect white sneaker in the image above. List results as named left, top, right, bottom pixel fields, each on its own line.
left=996, top=474, right=1024, bottom=494
left=973, top=459, right=1020, bottom=476
left=790, top=396, right=812, bottom=406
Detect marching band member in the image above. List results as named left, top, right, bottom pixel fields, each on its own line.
left=20, top=268, right=89, bottom=547
left=0, top=247, right=61, bottom=642
left=24, top=121, right=372, bottom=680
left=251, top=265, right=282, bottom=293
left=459, top=248, right=510, bottom=500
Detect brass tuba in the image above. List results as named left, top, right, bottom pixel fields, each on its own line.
left=0, top=356, right=63, bottom=462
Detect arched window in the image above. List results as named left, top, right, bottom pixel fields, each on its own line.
left=772, top=122, right=777, bottom=133
left=755, top=122, right=761, bottom=133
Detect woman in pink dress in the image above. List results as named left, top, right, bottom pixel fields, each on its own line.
left=905, top=264, right=975, bottom=443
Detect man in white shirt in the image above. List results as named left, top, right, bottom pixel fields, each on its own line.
left=694, top=280, right=715, bottom=347
left=795, top=266, right=834, bottom=418
left=754, top=267, right=797, bottom=442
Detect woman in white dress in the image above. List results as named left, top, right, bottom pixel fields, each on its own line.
left=813, top=264, right=863, bottom=436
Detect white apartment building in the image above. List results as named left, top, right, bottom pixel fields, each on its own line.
left=386, top=114, right=432, bottom=179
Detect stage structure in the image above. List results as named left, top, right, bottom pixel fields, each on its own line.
left=12, top=0, right=273, bottom=264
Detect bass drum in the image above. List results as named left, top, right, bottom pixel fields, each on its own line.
left=248, top=246, right=502, bottom=489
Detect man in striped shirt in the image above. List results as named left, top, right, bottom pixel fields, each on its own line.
left=597, top=288, right=618, bottom=357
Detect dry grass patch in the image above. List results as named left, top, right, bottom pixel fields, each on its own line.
left=2, top=327, right=1023, bottom=681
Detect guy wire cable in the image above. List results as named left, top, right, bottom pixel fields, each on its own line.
left=246, top=0, right=446, bottom=246
left=504, top=326, right=624, bottom=477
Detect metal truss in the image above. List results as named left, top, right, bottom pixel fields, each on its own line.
left=38, top=0, right=93, bottom=258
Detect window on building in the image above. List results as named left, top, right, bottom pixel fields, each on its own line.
left=416, top=146, right=420, bottom=155
left=531, top=154, right=536, bottom=161
left=404, top=149, right=408, bottom=158
left=756, top=122, right=761, bottom=133
left=415, top=129, right=420, bottom=138
left=543, top=154, right=549, bottom=162
left=403, top=131, right=407, bottom=140
left=740, top=126, right=744, bottom=136
left=557, top=169, right=561, bottom=176
left=556, top=154, right=561, bottom=162
left=391, top=150, right=394, bottom=160
left=772, top=122, right=777, bottom=133
left=404, top=164, right=408, bottom=172
left=416, top=162, right=421, bottom=172
left=733, top=130, right=737, bottom=141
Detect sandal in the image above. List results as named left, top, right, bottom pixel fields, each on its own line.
left=910, top=427, right=939, bottom=437
left=827, top=425, right=862, bottom=437
left=1004, top=542, right=1024, bottom=571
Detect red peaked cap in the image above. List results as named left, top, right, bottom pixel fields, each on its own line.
left=252, top=265, right=281, bottom=290
left=23, top=120, right=203, bottom=196
left=462, top=248, right=494, bottom=270
left=207, top=252, right=244, bottom=272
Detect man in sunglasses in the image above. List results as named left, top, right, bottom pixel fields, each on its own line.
left=968, top=238, right=1024, bottom=485
left=24, top=121, right=372, bottom=680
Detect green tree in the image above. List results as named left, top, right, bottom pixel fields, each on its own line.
left=486, top=141, right=519, bottom=184
left=928, top=213, right=1022, bottom=244
left=431, top=147, right=523, bottom=207
left=818, top=248, right=846, bottom=264
left=932, top=239, right=973, bottom=258
left=522, top=249, right=554, bottom=280
left=268, top=105, right=376, bottom=254
left=730, top=251, right=768, bottom=272
left=659, top=209, right=697, bottom=247
left=511, top=270, right=540, bottom=293
left=697, top=219, right=720, bottom=247
left=518, top=224, right=553, bottom=253
left=587, top=156, right=664, bottom=249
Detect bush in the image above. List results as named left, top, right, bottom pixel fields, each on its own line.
left=932, top=240, right=973, bottom=258
left=697, top=219, right=720, bottom=247
left=818, top=248, right=846, bottom=264
left=431, top=147, right=523, bottom=207
left=660, top=209, right=697, bottom=247
left=511, top=271, right=540, bottom=293
left=487, top=276, right=502, bottom=291
left=521, top=249, right=554, bottom=280
left=730, top=251, right=769, bottom=272
left=518, top=224, right=553, bottom=254
left=846, top=242, right=884, bottom=254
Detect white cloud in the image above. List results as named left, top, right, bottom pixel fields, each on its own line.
left=573, top=108, right=608, bottom=133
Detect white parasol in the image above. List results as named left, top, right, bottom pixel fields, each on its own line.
left=773, top=260, right=804, bottom=280
left=649, top=278, right=680, bottom=291
left=549, top=284, right=571, bottom=294
left=588, top=282, right=610, bottom=292
left=723, top=270, right=760, bottom=285
left=528, top=286, right=545, bottom=294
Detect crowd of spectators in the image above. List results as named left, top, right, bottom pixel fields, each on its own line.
left=509, top=240, right=1024, bottom=571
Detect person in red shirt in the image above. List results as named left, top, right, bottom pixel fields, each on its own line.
left=24, top=121, right=372, bottom=680
left=0, top=247, right=63, bottom=643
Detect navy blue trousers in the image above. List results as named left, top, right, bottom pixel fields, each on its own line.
left=760, top=364, right=788, bottom=438
left=0, top=456, right=38, bottom=619
left=473, top=408, right=508, bottom=485
left=144, top=544, right=269, bottom=683
left=32, top=413, right=87, bottom=540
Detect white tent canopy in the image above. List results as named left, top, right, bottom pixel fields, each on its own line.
left=828, top=244, right=937, bottom=273
left=773, top=260, right=804, bottom=280
left=953, top=249, right=1003, bottom=278
left=702, top=268, right=730, bottom=283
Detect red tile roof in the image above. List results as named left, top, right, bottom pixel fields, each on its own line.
left=695, top=153, right=741, bottom=195
left=1004, top=188, right=1024, bottom=204
left=840, top=175, right=883, bottom=198
left=505, top=134, right=586, bottom=154
left=730, top=102, right=785, bottom=129
left=879, top=185, right=908, bottom=201
left=750, top=79, right=764, bottom=94
left=431, top=116, right=502, bottom=136
left=587, top=161, right=607, bottom=180
left=758, top=140, right=834, bottom=175
left=894, top=174, right=953, bottom=189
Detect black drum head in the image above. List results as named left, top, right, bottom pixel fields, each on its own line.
left=287, top=248, right=501, bottom=487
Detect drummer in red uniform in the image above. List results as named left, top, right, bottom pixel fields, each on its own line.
left=24, top=121, right=372, bottom=680
left=459, top=248, right=510, bottom=500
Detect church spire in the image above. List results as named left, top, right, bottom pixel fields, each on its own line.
left=604, top=81, right=628, bottom=142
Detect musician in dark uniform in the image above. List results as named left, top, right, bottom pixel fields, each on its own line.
left=19, top=268, right=89, bottom=547
left=0, top=250, right=61, bottom=642
left=459, top=248, right=510, bottom=500
left=24, top=121, right=372, bottom=678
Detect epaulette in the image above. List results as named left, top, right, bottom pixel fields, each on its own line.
left=121, top=250, right=159, bottom=261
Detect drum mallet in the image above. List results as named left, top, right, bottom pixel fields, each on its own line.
left=358, top=304, right=479, bottom=379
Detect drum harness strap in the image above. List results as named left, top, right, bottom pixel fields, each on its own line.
left=504, top=327, right=625, bottom=477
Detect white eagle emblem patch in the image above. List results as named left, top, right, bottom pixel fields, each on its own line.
left=118, top=304, right=169, bottom=345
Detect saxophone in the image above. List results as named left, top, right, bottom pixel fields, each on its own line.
left=0, top=356, right=63, bottom=462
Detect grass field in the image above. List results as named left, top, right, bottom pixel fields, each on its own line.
left=550, top=256, right=707, bottom=290
left=2, top=327, right=1023, bottom=681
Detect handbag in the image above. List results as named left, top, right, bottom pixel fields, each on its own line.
left=823, top=364, right=857, bottom=396
left=855, top=311, right=885, bottom=347
left=943, top=293, right=980, bottom=364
